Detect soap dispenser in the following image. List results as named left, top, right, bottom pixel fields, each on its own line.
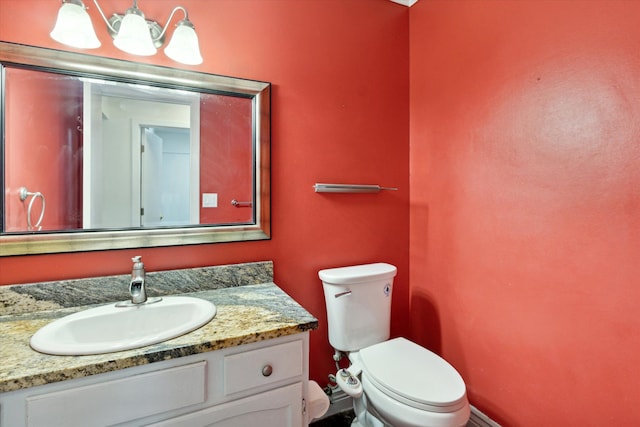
left=129, top=256, right=147, bottom=304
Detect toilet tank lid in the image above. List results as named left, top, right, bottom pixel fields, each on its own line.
left=319, top=263, right=397, bottom=285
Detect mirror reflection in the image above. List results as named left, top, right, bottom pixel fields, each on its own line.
left=4, top=67, right=253, bottom=232
left=0, top=42, right=270, bottom=256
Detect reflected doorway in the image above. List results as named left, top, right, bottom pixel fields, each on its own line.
left=83, top=83, right=200, bottom=229
left=141, top=126, right=192, bottom=227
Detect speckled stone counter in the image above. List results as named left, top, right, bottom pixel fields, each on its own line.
left=0, top=261, right=318, bottom=393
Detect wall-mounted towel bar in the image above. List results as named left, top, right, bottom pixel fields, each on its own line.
left=313, top=183, right=398, bottom=193
left=231, top=199, right=253, bottom=207
left=19, top=187, right=46, bottom=231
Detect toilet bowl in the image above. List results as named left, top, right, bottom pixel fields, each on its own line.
left=319, top=263, right=470, bottom=427
left=354, top=338, right=469, bottom=427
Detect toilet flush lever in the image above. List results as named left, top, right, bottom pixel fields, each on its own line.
left=334, top=290, right=352, bottom=298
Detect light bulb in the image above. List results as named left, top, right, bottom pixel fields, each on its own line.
left=165, top=20, right=203, bottom=65
left=50, top=1, right=101, bottom=49
left=113, top=8, right=156, bottom=56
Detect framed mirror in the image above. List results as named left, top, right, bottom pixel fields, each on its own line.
left=0, top=42, right=270, bottom=256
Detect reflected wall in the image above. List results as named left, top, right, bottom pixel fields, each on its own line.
left=3, top=67, right=254, bottom=233
left=4, top=68, right=83, bottom=232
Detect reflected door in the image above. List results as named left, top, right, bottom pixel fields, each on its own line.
left=141, top=127, right=192, bottom=227
left=86, top=117, right=137, bottom=229
left=141, top=129, right=164, bottom=227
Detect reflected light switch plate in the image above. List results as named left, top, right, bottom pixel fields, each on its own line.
left=202, top=193, right=218, bottom=208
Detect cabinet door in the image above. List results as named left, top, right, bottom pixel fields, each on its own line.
left=25, top=362, right=207, bottom=427
left=149, top=383, right=302, bottom=427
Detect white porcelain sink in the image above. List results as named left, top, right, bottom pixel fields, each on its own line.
left=30, top=296, right=216, bottom=356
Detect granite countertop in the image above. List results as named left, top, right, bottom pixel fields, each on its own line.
left=0, top=262, right=318, bottom=394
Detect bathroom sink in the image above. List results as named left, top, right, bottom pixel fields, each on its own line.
left=30, top=296, right=216, bottom=356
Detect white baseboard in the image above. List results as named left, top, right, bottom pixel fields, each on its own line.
left=468, top=405, right=501, bottom=427
left=314, top=388, right=501, bottom=427
left=321, top=387, right=352, bottom=419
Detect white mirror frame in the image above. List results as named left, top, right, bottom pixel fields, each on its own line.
left=0, top=42, right=270, bottom=256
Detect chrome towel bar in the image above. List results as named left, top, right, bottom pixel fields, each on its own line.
left=313, top=183, right=398, bottom=193
left=231, top=199, right=252, bottom=207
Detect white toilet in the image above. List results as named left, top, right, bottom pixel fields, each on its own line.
left=319, top=263, right=470, bottom=427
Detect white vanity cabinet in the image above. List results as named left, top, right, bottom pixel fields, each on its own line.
left=0, top=333, right=310, bottom=427
left=150, top=383, right=303, bottom=427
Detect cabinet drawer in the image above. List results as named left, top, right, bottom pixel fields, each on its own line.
left=223, top=340, right=302, bottom=395
left=148, top=383, right=303, bottom=427
left=26, top=361, right=207, bottom=427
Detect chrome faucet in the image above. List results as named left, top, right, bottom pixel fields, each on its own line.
left=129, top=256, right=147, bottom=304
left=115, top=255, right=161, bottom=307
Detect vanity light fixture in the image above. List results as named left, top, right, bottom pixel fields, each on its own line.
left=50, top=0, right=203, bottom=65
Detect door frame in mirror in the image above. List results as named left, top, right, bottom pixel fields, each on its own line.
left=0, top=42, right=270, bottom=256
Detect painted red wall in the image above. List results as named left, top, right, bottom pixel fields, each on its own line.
left=4, top=68, right=82, bottom=231
left=410, top=1, right=640, bottom=425
left=0, top=0, right=410, bottom=386
left=200, top=94, right=253, bottom=224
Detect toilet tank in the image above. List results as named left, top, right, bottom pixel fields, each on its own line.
left=319, top=263, right=397, bottom=352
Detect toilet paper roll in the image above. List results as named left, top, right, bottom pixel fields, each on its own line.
left=308, top=380, right=330, bottom=421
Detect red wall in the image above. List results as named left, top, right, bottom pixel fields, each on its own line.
left=410, top=1, right=640, bottom=425
left=200, top=94, right=253, bottom=224
left=0, top=0, right=410, bottom=386
left=4, top=68, right=82, bottom=231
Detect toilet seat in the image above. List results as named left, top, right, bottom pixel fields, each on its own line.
left=359, top=337, right=468, bottom=413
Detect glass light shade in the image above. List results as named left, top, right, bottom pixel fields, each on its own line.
left=113, top=12, right=156, bottom=56
left=165, top=22, right=203, bottom=65
left=50, top=2, right=101, bottom=49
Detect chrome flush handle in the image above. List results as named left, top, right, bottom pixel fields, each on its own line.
left=334, top=290, right=352, bottom=298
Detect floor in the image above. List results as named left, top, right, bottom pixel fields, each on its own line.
left=310, top=410, right=356, bottom=427
left=311, top=409, right=479, bottom=427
